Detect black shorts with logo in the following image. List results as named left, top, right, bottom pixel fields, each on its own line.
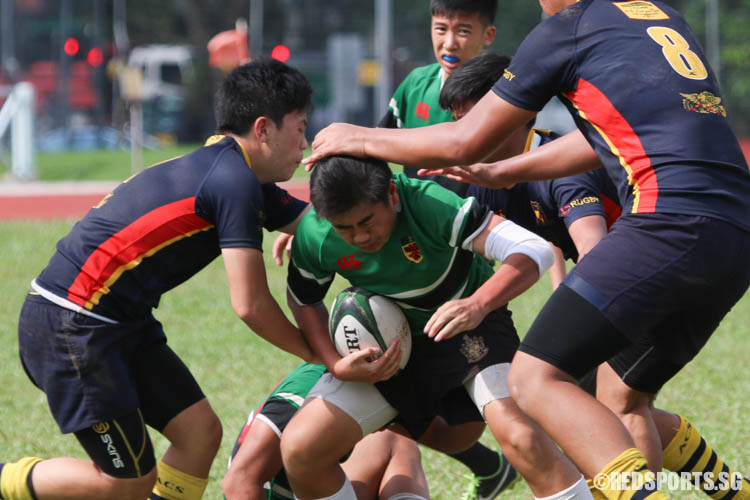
left=18, top=293, right=205, bottom=476
left=376, top=307, right=519, bottom=438
left=520, top=214, right=750, bottom=393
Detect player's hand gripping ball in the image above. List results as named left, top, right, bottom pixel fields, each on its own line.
left=329, top=287, right=412, bottom=369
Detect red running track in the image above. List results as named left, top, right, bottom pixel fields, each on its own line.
left=2, top=138, right=749, bottom=220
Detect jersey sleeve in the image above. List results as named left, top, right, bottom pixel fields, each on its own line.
left=196, top=153, right=266, bottom=249
left=260, top=183, right=308, bottom=231
left=549, top=172, right=606, bottom=227
left=287, top=213, right=335, bottom=306
left=467, top=185, right=511, bottom=217
left=401, top=176, right=491, bottom=250
left=492, top=8, right=581, bottom=111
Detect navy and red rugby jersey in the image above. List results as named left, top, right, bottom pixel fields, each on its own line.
left=469, top=129, right=621, bottom=262
left=35, top=135, right=307, bottom=321
left=493, top=0, right=750, bottom=231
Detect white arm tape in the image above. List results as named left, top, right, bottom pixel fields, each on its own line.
left=484, top=220, right=554, bottom=275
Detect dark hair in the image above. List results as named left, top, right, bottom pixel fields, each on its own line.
left=310, top=156, right=393, bottom=219
left=430, top=0, right=498, bottom=25
left=439, top=51, right=510, bottom=111
left=214, top=57, right=312, bottom=135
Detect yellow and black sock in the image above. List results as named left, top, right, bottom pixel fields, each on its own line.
left=663, top=415, right=749, bottom=500
left=597, top=448, right=668, bottom=500
left=587, top=477, right=608, bottom=500
left=150, top=460, right=208, bottom=500
left=0, top=457, right=42, bottom=500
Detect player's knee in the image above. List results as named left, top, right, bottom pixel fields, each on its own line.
left=188, top=407, right=223, bottom=457
left=279, top=423, right=319, bottom=475
left=507, top=360, right=540, bottom=413
left=390, top=432, right=422, bottom=462
left=221, top=466, right=245, bottom=499
left=493, top=417, right=542, bottom=462
left=598, top=382, right=655, bottom=417
left=201, top=411, right=223, bottom=456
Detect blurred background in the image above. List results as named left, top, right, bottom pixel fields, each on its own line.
left=0, top=0, right=748, bottom=181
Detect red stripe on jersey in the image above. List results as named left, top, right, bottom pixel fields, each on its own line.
left=565, top=78, right=658, bottom=213
left=601, top=194, right=622, bottom=230
left=67, top=197, right=212, bottom=309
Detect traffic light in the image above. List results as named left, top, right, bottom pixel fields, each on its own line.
left=63, top=37, right=80, bottom=56
left=87, top=47, right=103, bottom=67
left=271, top=44, right=290, bottom=63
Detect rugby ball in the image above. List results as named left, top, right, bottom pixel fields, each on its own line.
left=328, top=287, right=412, bottom=369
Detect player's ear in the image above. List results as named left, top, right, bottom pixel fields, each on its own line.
left=483, top=25, right=497, bottom=46
left=253, top=116, right=271, bottom=143
left=388, top=180, right=400, bottom=207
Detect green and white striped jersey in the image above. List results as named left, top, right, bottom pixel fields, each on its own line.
left=288, top=174, right=495, bottom=335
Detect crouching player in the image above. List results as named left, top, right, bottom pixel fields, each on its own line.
left=279, top=156, right=594, bottom=500
left=222, top=362, right=429, bottom=500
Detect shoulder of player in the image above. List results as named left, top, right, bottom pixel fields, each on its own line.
left=395, top=174, right=475, bottom=224
left=396, top=63, right=442, bottom=93
left=294, top=208, right=341, bottom=254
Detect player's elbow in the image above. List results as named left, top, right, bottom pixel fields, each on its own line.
left=518, top=238, right=554, bottom=276
left=233, top=300, right=264, bottom=328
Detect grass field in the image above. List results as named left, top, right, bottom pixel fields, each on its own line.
left=0, top=216, right=747, bottom=499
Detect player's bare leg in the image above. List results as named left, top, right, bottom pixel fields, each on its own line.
left=509, top=352, right=637, bottom=476
left=483, top=397, right=586, bottom=498
left=158, top=398, right=222, bottom=479
left=7, top=458, right=157, bottom=500
left=417, top=418, right=485, bottom=453
left=222, top=414, right=283, bottom=499
left=149, top=398, right=222, bottom=499
left=281, top=398, right=362, bottom=499
left=508, top=352, right=668, bottom=499
left=595, top=363, right=662, bottom=470
left=341, top=425, right=428, bottom=500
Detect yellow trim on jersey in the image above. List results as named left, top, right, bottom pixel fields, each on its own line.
left=566, top=101, right=642, bottom=213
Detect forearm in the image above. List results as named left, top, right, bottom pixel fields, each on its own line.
left=287, top=291, right=341, bottom=371
left=470, top=253, right=541, bottom=313
left=361, top=121, right=486, bottom=169
left=494, top=129, right=601, bottom=184
left=548, top=245, right=567, bottom=290
left=238, top=297, right=315, bottom=362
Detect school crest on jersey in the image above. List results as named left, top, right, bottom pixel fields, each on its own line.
left=460, top=334, right=488, bottom=364
left=613, top=1, right=669, bottom=20
left=401, top=236, right=423, bottom=263
left=680, top=91, right=727, bottom=117
left=530, top=201, right=549, bottom=225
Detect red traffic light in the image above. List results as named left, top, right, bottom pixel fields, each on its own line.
left=87, top=47, right=104, bottom=67
left=271, top=44, right=290, bottom=63
left=64, top=37, right=80, bottom=56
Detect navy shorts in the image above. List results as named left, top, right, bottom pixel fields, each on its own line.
left=520, top=214, right=750, bottom=393
left=18, top=293, right=205, bottom=434
left=376, top=307, right=519, bottom=438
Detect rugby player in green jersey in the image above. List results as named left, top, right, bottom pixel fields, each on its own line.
left=379, top=0, right=496, bottom=197
left=222, top=363, right=429, bottom=500
left=279, top=156, right=594, bottom=500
